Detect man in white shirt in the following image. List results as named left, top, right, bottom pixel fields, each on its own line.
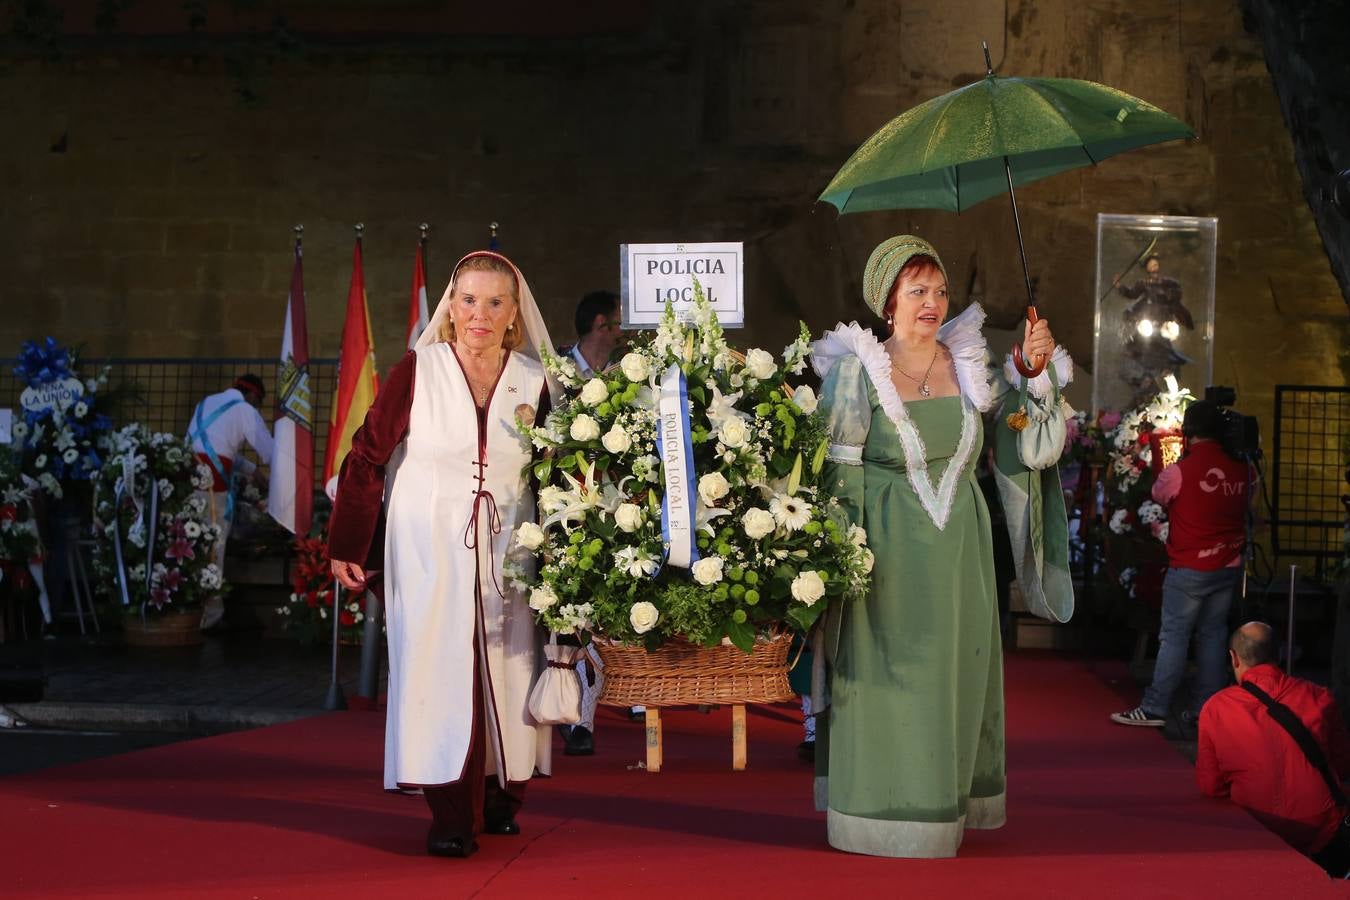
left=186, top=374, right=275, bottom=630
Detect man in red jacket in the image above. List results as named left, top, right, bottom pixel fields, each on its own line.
left=1112, top=401, right=1251, bottom=727
left=1196, top=622, right=1350, bottom=875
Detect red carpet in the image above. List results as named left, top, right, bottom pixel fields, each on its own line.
left=2, top=653, right=1344, bottom=898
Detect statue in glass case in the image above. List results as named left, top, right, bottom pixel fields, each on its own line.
left=1113, top=254, right=1197, bottom=406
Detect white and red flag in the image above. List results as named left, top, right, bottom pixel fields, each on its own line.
left=405, top=241, right=430, bottom=350
left=267, top=240, right=315, bottom=535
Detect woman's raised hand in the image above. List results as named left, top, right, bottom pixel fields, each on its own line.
left=1023, top=317, right=1056, bottom=362
left=331, top=559, right=368, bottom=591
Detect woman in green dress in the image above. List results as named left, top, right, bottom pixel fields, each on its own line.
left=812, top=235, right=1070, bottom=857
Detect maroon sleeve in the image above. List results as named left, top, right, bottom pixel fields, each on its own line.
left=327, top=351, right=417, bottom=566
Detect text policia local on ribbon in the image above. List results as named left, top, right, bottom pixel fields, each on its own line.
left=658, top=364, right=698, bottom=569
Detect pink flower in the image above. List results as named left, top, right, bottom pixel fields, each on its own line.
left=1099, top=410, right=1122, bottom=431
left=165, top=538, right=195, bottom=562
left=149, top=587, right=171, bottom=608
left=161, top=568, right=184, bottom=592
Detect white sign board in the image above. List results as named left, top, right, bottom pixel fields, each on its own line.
left=0, top=409, right=11, bottom=445
left=621, top=242, right=744, bottom=329
left=20, top=377, right=84, bottom=414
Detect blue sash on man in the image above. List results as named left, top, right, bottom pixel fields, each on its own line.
left=190, top=397, right=243, bottom=520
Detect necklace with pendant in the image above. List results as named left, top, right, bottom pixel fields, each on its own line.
left=894, top=345, right=939, bottom=397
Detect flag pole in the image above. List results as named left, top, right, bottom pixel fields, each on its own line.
left=489, top=220, right=500, bottom=251
left=324, top=576, right=347, bottom=710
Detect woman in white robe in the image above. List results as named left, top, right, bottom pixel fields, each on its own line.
left=329, top=250, right=558, bottom=858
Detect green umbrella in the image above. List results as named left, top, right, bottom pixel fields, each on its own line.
left=820, top=44, right=1193, bottom=375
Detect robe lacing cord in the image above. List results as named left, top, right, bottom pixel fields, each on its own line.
left=463, top=456, right=505, bottom=598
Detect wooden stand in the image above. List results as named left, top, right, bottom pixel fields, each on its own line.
left=640, top=704, right=749, bottom=773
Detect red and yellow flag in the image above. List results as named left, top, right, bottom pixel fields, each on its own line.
left=323, top=237, right=379, bottom=487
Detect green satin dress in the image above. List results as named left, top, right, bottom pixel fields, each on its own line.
left=814, top=337, right=1006, bottom=858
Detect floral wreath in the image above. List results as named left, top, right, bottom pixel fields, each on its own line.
left=11, top=337, right=116, bottom=500
left=91, top=424, right=225, bottom=616
left=512, top=284, right=873, bottom=651
left=1102, top=376, right=1193, bottom=598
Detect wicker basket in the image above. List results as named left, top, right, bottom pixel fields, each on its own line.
left=594, top=634, right=795, bottom=707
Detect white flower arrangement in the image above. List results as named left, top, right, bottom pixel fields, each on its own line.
left=519, top=283, right=872, bottom=651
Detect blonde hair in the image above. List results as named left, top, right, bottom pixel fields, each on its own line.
left=437, top=253, right=524, bottom=350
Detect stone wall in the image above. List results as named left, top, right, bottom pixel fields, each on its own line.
left=2, top=0, right=1345, bottom=440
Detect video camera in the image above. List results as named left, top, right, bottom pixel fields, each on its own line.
left=1204, top=385, right=1261, bottom=461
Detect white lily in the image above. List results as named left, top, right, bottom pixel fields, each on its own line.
left=705, top=384, right=748, bottom=431
left=542, top=458, right=630, bottom=529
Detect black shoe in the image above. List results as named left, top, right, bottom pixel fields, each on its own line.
left=797, top=739, right=816, bottom=763
left=564, top=725, right=594, bottom=756
left=426, top=829, right=478, bottom=858
left=484, top=818, right=520, bottom=836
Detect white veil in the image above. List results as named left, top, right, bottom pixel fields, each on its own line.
left=417, top=250, right=561, bottom=402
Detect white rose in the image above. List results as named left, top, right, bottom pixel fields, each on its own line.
left=792, top=385, right=818, bottom=415
left=580, top=378, right=609, bottom=406
left=620, top=352, right=650, bottom=383
left=718, top=417, right=749, bottom=449
left=529, top=585, right=559, bottom=611
left=742, top=507, right=776, bottom=540
left=629, top=601, right=660, bottom=635
left=791, top=570, right=827, bottom=606
left=691, top=556, right=724, bottom=586
left=859, top=547, right=875, bottom=574
left=538, top=485, right=566, bottom=513
left=570, top=414, right=601, bottom=442
left=698, top=472, right=730, bottom=506
left=744, top=348, right=776, bottom=380
left=514, top=521, right=546, bottom=551
left=615, top=503, right=643, bottom=533
left=601, top=423, right=632, bottom=455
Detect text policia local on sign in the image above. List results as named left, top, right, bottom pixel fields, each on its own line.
left=621, top=241, right=745, bottom=329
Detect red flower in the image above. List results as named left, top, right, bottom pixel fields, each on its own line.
left=165, top=538, right=195, bottom=562
left=339, top=610, right=357, bottom=627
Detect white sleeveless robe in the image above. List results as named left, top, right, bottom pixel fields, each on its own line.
left=382, top=343, right=551, bottom=787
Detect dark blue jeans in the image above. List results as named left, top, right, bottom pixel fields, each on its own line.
left=1142, top=566, right=1241, bottom=717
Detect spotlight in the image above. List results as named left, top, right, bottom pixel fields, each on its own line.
left=1136, top=318, right=1155, bottom=338
left=1159, top=320, right=1180, bottom=340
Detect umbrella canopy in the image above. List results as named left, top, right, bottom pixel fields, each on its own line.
left=819, top=75, right=1194, bottom=214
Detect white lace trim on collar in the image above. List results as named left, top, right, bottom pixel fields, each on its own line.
left=811, top=320, right=983, bottom=531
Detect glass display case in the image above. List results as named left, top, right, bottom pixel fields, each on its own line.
left=1092, top=214, right=1217, bottom=413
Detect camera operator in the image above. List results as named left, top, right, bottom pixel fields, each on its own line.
left=1112, top=400, right=1253, bottom=729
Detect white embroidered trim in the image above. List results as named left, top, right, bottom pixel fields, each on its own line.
left=938, top=303, right=996, bottom=413
left=827, top=443, right=863, bottom=465
left=1002, top=344, right=1074, bottom=399
left=812, top=321, right=981, bottom=531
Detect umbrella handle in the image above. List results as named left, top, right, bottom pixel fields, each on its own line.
left=1011, top=306, right=1047, bottom=378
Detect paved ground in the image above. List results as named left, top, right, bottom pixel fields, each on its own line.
left=0, top=727, right=188, bottom=777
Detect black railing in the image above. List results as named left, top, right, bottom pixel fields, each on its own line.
left=1271, top=385, right=1350, bottom=576
left=2, top=357, right=339, bottom=488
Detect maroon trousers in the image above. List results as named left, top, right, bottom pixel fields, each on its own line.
left=421, top=641, right=527, bottom=839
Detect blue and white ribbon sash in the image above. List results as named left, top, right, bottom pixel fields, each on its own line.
left=657, top=363, right=699, bottom=569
